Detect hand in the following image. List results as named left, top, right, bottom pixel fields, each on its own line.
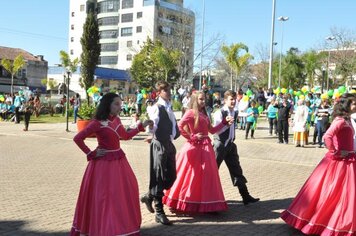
left=96, top=148, right=107, bottom=158
left=144, top=136, right=153, bottom=144
left=195, top=133, right=204, bottom=140
left=340, top=150, right=351, bottom=157
left=225, top=115, right=234, bottom=126
left=143, top=120, right=153, bottom=129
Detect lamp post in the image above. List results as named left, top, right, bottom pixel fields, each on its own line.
left=267, top=0, right=277, bottom=89
left=277, top=16, right=289, bottom=87
left=325, top=36, right=335, bottom=91
left=199, top=0, right=206, bottom=90
left=321, top=65, right=326, bottom=93
left=65, top=70, right=71, bottom=132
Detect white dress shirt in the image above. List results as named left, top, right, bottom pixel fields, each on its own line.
left=213, top=106, right=235, bottom=146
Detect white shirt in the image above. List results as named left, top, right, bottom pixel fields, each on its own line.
left=213, top=106, right=235, bottom=146
left=148, top=97, right=177, bottom=141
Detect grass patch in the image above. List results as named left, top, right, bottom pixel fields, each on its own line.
left=30, top=114, right=69, bottom=123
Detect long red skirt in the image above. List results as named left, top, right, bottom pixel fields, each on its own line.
left=70, top=157, right=141, bottom=236
left=281, top=153, right=356, bottom=236
left=163, top=140, right=227, bottom=213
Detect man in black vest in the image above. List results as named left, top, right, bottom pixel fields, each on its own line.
left=213, top=90, right=259, bottom=205
left=140, top=80, right=180, bottom=225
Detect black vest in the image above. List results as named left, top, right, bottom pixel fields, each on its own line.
left=155, top=105, right=180, bottom=142
left=214, top=109, right=238, bottom=144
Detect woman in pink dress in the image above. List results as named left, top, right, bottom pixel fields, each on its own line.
left=163, top=91, right=233, bottom=213
left=281, top=94, right=356, bottom=236
left=70, top=93, right=152, bottom=236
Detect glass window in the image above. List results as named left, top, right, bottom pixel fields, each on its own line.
left=98, top=16, right=119, bottom=26
left=121, top=27, right=132, bottom=37
left=70, top=49, right=74, bottom=55
left=137, top=12, right=142, bottom=18
left=122, top=0, right=133, bottom=9
left=126, top=54, right=132, bottom=61
left=71, top=25, right=74, bottom=30
left=80, top=4, right=85, bottom=11
left=100, top=30, right=118, bottom=39
left=121, top=13, right=133, bottom=23
left=70, top=37, right=74, bottom=42
left=127, top=41, right=132, bottom=47
left=100, top=56, right=118, bottom=65
left=71, top=12, right=75, bottom=17
left=98, top=1, right=120, bottom=13
left=101, top=43, right=119, bottom=52
left=136, top=26, right=142, bottom=33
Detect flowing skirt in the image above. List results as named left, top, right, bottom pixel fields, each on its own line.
left=281, top=153, right=356, bottom=236
left=163, top=140, right=227, bottom=213
left=70, top=157, right=141, bottom=236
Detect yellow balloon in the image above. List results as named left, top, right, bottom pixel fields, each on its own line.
left=242, top=95, right=249, bottom=102
left=281, top=88, right=287, bottom=94
left=143, top=94, right=147, bottom=99
left=351, top=90, right=356, bottom=94
left=299, top=95, right=305, bottom=100
left=321, top=93, right=328, bottom=100
left=334, top=91, right=341, bottom=98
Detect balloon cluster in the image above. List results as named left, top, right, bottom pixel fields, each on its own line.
left=87, top=86, right=101, bottom=97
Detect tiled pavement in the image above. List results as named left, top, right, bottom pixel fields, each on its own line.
left=0, top=114, right=327, bottom=235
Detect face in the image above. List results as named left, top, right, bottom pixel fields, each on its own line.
left=224, top=95, right=236, bottom=110
left=350, top=99, right=356, bottom=113
left=110, top=97, right=122, bottom=116
left=197, top=94, right=205, bottom=110
left=159, top=87, right=171, bottom=101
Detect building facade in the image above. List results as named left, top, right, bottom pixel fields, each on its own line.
left=69, top=0, right=195, bottom=83
left=0, top=46, right=48, bottom=94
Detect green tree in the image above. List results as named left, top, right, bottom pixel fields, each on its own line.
left=221, top=43, right=253, bottom=90
left=1, top=54, right=25, bottom=95
left=59, top=50, right=79, bottom=95
left=80, top=11, right=100, bottom=104
left=131, top=38, right=180, bottom=87
left=282, top=48, right=305, bottom=89
left=301, top=50, right=327, bottom=88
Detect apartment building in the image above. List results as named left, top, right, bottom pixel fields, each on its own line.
left=69, top=0, right=195, bottom=83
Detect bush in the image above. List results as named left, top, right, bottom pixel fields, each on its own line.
left=78, top=103, right=96, bottom=120
left=172, top=100, right=182, bottom=111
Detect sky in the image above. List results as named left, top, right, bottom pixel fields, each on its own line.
left=0, top=0, right=355, bottom=67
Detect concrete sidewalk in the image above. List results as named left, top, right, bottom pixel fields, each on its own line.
left=0, top=116, right=326, bottom=235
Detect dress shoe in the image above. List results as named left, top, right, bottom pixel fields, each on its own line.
left=155, top=213, right=172, bottom=225
left=140, top=194, right=154, bottom=213
left=242, top=195, right=260, bottom=205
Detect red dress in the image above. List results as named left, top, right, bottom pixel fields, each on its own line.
left=281, top=117, right=356, bottom=236
left=70, top=116, right=143, bottom=236
left=163, top=109, right=228, bottom=213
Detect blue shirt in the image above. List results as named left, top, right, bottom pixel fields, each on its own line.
left=246, top=107, right=259, bottom=123
left=267, top=104, right=278, bottom=118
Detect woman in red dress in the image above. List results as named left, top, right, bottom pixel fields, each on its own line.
left=70, top=93, right=152, bottom=236
left=163, top=91, right=233, bottom=213
left=281, top=94, right=356, bottom=236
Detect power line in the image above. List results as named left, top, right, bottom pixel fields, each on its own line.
left=0, top=27, right=67, bottom=41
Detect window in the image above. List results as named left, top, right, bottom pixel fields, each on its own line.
left=100, top=30, right=118, bottom=39
left=121, top=13, right=133, bottom=23
left=127, top=41, right=132, bottom=47
left=70, top=49, right=74, bottom=55
left=137, top=12, right=142, bottom=18
left=80, top=4, right=85, bottom=11
left=136, top=26, right=142, bottom=33
left=70, top=37, right=74, bottom=42
left=137, top=40, right=140, bottom=44
left=71, top=24, right=74, bottom=30
left=122, top=0, right=133, bottom=9
left=98, top=16, right=119, bottom=26
left=71, top=12, right=75, bottom=17
left=101, top=43, right=119, bottom=52
left=97, top=1, right=120, bottom=13
left=126, top=54, right=132, bottom=61
left=100, top=56, right=118, bottom=65
left=121, top=27, right=132, bottom=37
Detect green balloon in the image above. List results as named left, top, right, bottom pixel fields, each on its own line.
left=296, top=91, right=301, bottom=97
left=327, top=90, right=334, bottom=97
left=289, top=89, right=294, bottom=94
left=246, top=89, right=253, bottom=97
left=338, top=86, right=346, bottom=94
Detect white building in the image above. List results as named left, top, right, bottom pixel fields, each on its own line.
left=68, top=0, right=195, bottom=83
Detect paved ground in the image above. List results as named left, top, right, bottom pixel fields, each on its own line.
left=0, top=114, right=327, bottom=236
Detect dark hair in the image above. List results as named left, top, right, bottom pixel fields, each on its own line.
left=332, top=93, right=356, bottom=120
left=95, top=93, right=119, bottom=120
left=155, top=80, right=170, bottom=92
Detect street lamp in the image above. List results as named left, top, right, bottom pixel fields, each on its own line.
left=277, top=16, right=289, bottom=87
left=325, top=36, right=335, bottom=91
left=65, top=69, right=71, bottom=132
left=267, top=0, right=276, bottom=89
left=199, top=0, right=206, bottom=91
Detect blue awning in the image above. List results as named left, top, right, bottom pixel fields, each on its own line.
left=94, top=67, right=130, bottom=82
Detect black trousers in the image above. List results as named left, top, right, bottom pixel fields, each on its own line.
left=15, top=107, right=21, bottom=123
left=213, top=141, right=247, bottom=186
left=148, top=139, right=177, bottom=198
left=245, top=121, right=255, bottom=138
left=277, top=119, right=289, bottom=143
left=268, top=117, right=277, bottom=135
left=24, top=111, right=31, bottom=129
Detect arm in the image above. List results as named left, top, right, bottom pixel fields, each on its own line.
left=323, top=118, right=343, bottom=153
left=209, top=120, right=227, bottom=134
left=73, top=120, right=100, bottom=161
left=178, top=110, right=193, bottom=140
left=117, top=120, right=145, bottom=140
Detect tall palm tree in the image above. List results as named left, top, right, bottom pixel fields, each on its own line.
left=221, top=43, right=253, bottom=90
left=1, top=54, right=25, bottom=95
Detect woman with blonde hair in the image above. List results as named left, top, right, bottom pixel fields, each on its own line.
left=163, top=91, right=233, bottom=213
